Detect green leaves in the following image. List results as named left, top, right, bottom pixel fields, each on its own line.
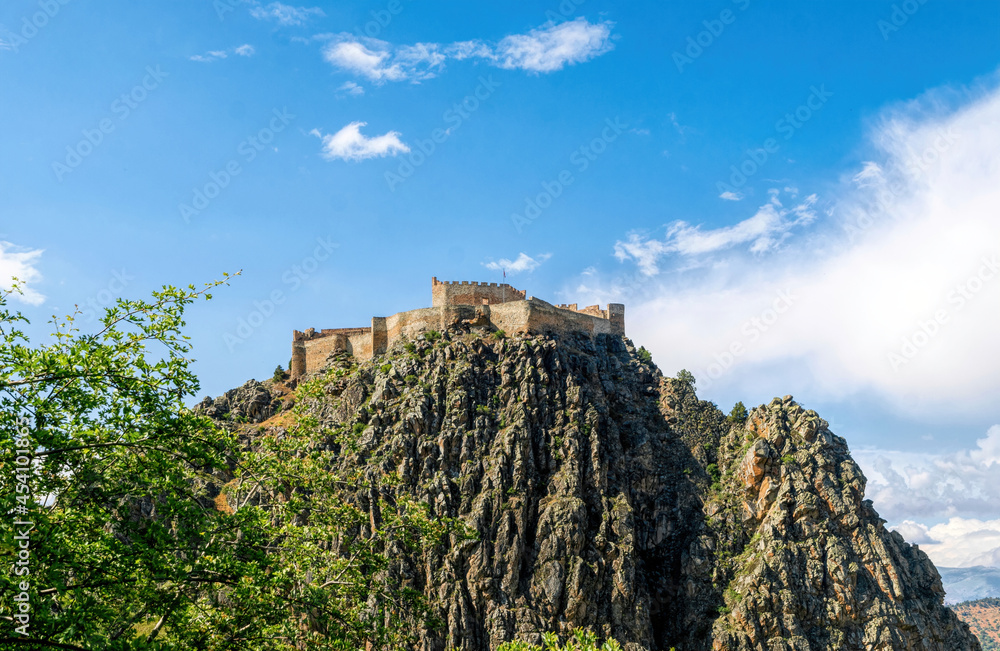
left=497, top=628, right=623, bottom=651
left=0, top=278, right=472, bottom=649
left=1, top=279, right=243, bottom=649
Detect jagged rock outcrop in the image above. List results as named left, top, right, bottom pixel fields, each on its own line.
left=206, top=328, right=980, bottom=651
left=197, top=379, right=278, bottom=423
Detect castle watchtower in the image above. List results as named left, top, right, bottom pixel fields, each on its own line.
left=431, top=277, right=526, bottom=307
left=608, top=303, right=625, bottom=335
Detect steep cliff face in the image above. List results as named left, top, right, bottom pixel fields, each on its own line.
left=210, top=327, right=979, bottom=651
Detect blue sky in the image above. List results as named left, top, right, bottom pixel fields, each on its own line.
left=2, top=0, right=1000, bottom=569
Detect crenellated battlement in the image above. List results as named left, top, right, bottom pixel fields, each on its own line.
left=431, top=276, right=526, bottom=307
left=291, top=277, right=624, bottom=378
left=293, top=327, right=371, bottom=342
left=432, top=277, right=522, bottom=289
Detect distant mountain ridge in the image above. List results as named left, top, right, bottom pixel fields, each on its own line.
left=941, top=566, right=1000, bottom=604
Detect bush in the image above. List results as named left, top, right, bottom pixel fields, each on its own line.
left=707, top=462, right=722, bottom=492
left=491, top=329, right=506, bottom=340
left=675, top=369, right=696, bottom=387
left=498, top=628, right=623, bottom=651
left=425, top=329, right=441, bottom=342
left=636, top=346, right=653, bottom=364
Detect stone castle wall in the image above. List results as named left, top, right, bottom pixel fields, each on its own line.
left=431, top=277, right=526, bottom=307
left=291, top=279, right=625, bottom=378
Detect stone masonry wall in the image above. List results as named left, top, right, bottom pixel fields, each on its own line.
left=554, top=302, right=626, bottom=335
left=432, top=277, right=526, bottom=307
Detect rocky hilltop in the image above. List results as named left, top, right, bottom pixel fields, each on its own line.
left=203, top=326, right=979, bottom=651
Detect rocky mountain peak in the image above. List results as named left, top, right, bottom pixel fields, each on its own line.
left=205, top=326, right=980, bottom=650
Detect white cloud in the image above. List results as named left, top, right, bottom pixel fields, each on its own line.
left=445, top=40, right=494, bottom=61
left=890, top=518, right=1000, bottom=568
left=494, top=18, right=614, bottom=73
left=719, top=190, right=742, bottom=201
left=321, top=18, right=614, bottom=82
left=190, top=44, right=255, bottom=62
left=613, top=192, right=817, bottom=274
left=321, top=37, right=444, bottom=84
left=311, top=122, right=409, bottom=162
left=249, top=2, right=324, bottom=26
left=854, top=426, right=1000, bottom=525
left=483, top=253, right=552, bottom=274
left=586, top=77, right=1000, bottom=417
left=337, top=81, right=364, bottom=97
left=0, top=241, right=44, bottom=305
left=844, top=426, right=1000, bottom=568
left=190, top=50, right=229, bottom=62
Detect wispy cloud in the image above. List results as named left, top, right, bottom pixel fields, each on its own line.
left=310, top=122, right=409, bottom=162
left=0, top=241, right=44, bottom=305
left=321, top=18, right=615, bottom=84
left=190, top=44, right=255, bottom=62
left=613, top=192, right=817, bottom=275
left=493, top=18, right=615, bottom=73
left=248, top=2, right=324, bottom=26
left=483, top=252, right=552, bottom=274
left=322, top=37, right=444, bottom=83
left=579, top=78, right=1000, bottom=418
left=337, top=81, right=364, bottom=97
left=719, top=190, right=742, bottom=201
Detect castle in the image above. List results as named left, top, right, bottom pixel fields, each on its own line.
left=290, top=277, right=625, bottom=378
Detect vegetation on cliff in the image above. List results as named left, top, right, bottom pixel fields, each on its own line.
left=0, top=283, right=982, bottom=650
left=0, top=283, right=461, bottom=650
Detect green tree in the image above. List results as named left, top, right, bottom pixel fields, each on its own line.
left=675, top=369, right=696, bottom=387
left=0, top=280, right=456, bottom=650
left=636, top=346, right=653, bottom=365
left=727, top=401, right=748, bottom=424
